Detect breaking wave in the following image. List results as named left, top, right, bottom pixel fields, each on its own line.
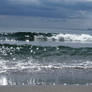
left=0, top=32, right=92, bottom=42
left=0, top=32, right=92, bottom=85
left=49, top=34, right=92, bottom=42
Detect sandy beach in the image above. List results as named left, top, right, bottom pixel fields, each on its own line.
left=0, top=86, right=92, bottom=92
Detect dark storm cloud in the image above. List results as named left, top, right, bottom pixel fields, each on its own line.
left=0, top=0, right=92, bottom=18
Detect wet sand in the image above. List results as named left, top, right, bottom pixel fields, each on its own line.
left=0, top=86, right=92, bottom=92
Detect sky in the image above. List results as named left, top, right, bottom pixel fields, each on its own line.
left=0, top=0, right=92, bottom=31
left=0, top=0, right=92, bottom=18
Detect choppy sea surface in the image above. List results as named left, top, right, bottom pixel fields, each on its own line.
left=0, top=29, right=92, bottom=85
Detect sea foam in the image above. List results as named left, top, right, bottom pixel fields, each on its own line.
left=48, top=34, right=92, bottom=42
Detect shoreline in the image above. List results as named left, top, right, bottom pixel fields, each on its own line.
left=0, top=85, right=92, bottom=92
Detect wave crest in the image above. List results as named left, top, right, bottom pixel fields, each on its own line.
left=49, top=34, right=92, bottom=42
left=0, top=32, right=92, bottom=42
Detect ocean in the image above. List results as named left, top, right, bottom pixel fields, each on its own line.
left=0, top=28, right=92, bottom=85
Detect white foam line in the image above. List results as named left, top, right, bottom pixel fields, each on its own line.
left=48, top=34, right=92, bottom=42
left=0, top=60, right=92, bottom=73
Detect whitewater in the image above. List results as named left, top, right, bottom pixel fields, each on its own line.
left=0, top=32, right=92, bottom=85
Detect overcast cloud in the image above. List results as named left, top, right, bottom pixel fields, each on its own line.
left=0, top=0, right=92, bottom=18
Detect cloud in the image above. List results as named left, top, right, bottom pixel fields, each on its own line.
left=0, top=0, right=92, bottom=18
left=8, top=0, right=41, bottom=5
left=8, top=0, right=92, bottom=3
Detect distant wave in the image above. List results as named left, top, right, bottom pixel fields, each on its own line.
left=0, top=32, right=92, bottom=42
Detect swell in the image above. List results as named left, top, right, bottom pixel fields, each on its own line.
left=0, top=44, right=92, bottom=60
left=0, top=32, right=52, bottom=42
